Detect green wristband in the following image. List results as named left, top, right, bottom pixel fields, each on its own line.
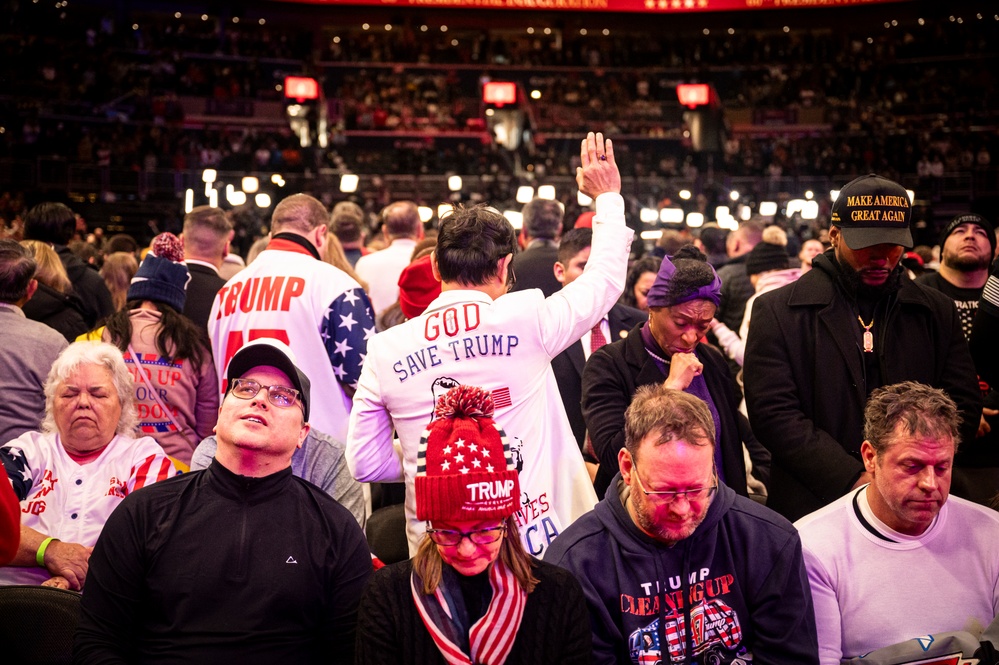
left=36, top=536, right=59, bottom=567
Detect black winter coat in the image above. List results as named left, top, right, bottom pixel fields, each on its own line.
left=582, top=324, right=769, bottom=498
left=744, top=253, right=982, bottom=521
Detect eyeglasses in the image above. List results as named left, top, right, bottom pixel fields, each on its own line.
left=229, top=378, right=301, bottom=409
left=631, top=460, right=717, bottom=505
left=426, top=524, right=507, bottom=547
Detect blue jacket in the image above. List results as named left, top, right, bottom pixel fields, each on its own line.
left=544, top=477, right=818, bottom=665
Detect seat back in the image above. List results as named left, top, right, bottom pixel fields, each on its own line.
left=365, top=503, right=409, bottom=565
left=0, top=585, right=82, bottom=665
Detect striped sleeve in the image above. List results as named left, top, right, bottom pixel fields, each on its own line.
left=127, top=448, right=177, bottom=494
left=981, top=274, right=999, bottom=316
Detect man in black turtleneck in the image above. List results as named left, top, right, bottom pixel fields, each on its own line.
left=76, top=339, right=372, bottom=664
left=743, top=174, right=982, bottom=522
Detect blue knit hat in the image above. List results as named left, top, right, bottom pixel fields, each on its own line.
left=128, top=233, right=190, bottom=312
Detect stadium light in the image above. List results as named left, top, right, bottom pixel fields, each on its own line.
left=537, top=185, right=556, bottom=200
left=504, top=210, right=524, bottom=229
left=660, top=208, right=684, bottom=224
left=340, top=174, right=359, bottom=193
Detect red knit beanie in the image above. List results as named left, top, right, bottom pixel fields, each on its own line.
left=415, top=385, right=520, bottom=521
left=398, top=254, right=441, bottom=320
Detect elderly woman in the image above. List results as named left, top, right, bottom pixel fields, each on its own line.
left=355, top=386, right=591, bottom=664
left=0, top=341, right=175, bottom=589
left=582, top=245, right=770, bottom=498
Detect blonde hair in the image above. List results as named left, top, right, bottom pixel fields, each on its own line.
left=412, top=515, right=539, bottom=595
left=322, top=228, right=369, bottom=292
left=761, top=225, right=788, bottom=247
left=21, top=239, right=71, bottom=293
left=100, top=252, right=139, bottom=311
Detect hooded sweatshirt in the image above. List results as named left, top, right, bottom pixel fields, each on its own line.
left=544, top=475, right=818, bottom=665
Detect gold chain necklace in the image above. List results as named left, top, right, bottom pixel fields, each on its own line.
left=857, top=315, right=874, bottom=353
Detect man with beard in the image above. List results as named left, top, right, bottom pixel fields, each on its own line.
left=916, top=214, right=999, bottom=504
left=744, top=174, right=981, bottom=521
left=917, top=214, right=996, bottom=338
left=545, top=385, right=818, bottom=665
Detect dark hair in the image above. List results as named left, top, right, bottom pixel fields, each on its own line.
left=329, top=201, right=366, bottom=243
left=864, top=381, right=962, bottom=455
left=624, top=384, right=715, bottom=460
left=557, top=228, right=592, bottom=265
left=105, top=234, right=140, bottom=256
left=436, top=205, right=518, bottom=287
left=104, top=300, right=210, bottom=373
left=522, top=199, right=564, bottom=240
left=697, top=226, right=729, bottom=255
left=381, top=201, right=421, bottom=239
left=24, top=202, right=76, bottom=245
left=0, top=239, right=37, bottom=303
left=620, top=256, right=662, bottom=308
left=658, top=245, right=714, bottom=307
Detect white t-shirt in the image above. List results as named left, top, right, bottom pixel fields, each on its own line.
left=796, top=486, right=999, bottom=664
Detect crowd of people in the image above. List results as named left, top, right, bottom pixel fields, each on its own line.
left=1, top=1, right=996, bottom=204
left=2, top=130, right=999, bottom=664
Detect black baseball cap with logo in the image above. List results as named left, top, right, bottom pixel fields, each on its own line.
left=830, top=174, right=913, bottom=250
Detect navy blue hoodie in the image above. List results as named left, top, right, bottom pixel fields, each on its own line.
left=545, top=475, right=818, bottom=665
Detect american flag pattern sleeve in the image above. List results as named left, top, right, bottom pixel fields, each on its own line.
left=322, top=287, right=376, bottom=390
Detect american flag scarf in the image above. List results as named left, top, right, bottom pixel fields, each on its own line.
left=411, top=558, right=527, bottom=665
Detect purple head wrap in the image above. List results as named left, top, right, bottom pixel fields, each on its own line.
left=645, top=256, right=722, bottom=309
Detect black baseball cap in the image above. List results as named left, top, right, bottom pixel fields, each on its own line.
left=830, top=174, right=913, bottom=250
left=225, top=339, right=311, bottom=421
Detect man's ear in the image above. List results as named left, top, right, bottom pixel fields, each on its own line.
left=553, top=261, right=566, bottom=285
left=618, top=447, right=634, bottom=486
left=829, top=226, right=841, bottom=249
left=497, top=253, right=513, bottom=285
left=298, top=423, right=310, bottom=449
left=24, top=279, right=38, bottom=303
left=860, top=440, right=877, bottom=473
left=430, top=250, right=442, bottom=283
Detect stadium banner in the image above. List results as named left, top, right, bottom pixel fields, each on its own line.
left=277, top=0, right=905, bottom=12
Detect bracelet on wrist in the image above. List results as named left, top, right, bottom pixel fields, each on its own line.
left=36, top=536, right=60, bottom=567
